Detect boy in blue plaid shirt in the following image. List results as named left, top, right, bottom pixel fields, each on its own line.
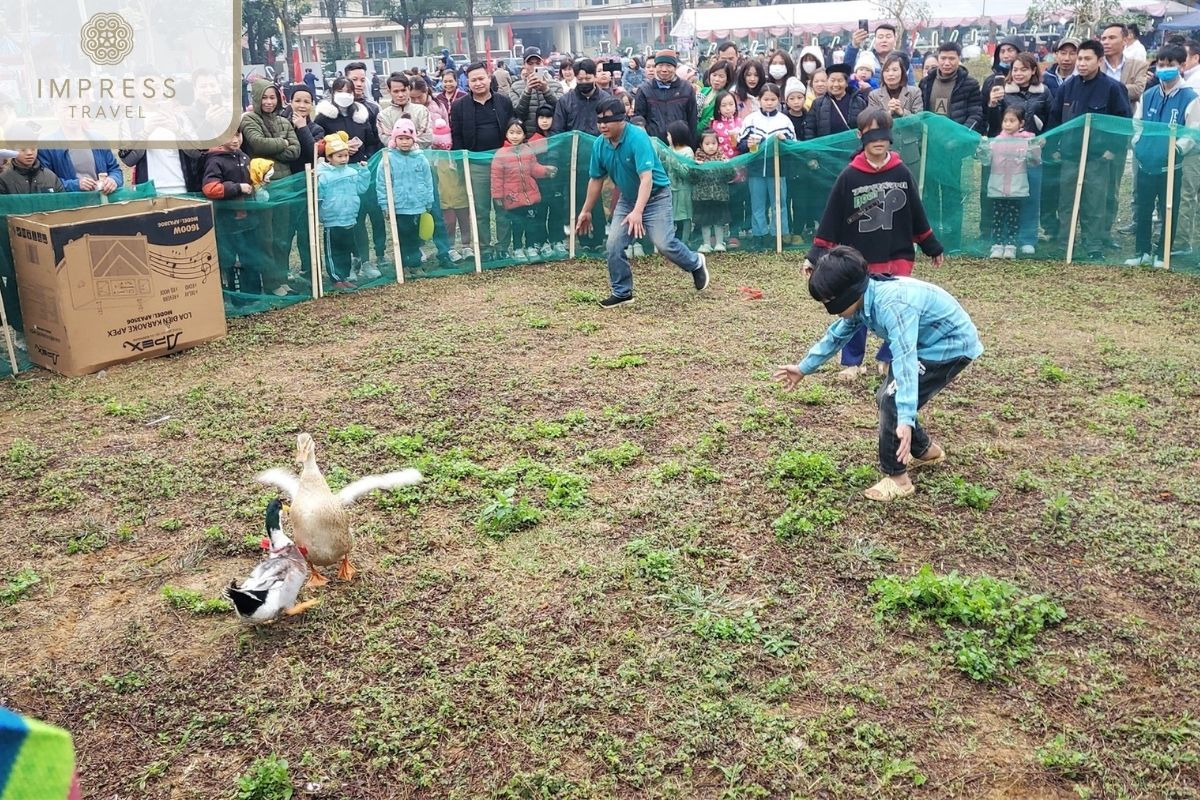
left=775, top=246, right=983, bottom=502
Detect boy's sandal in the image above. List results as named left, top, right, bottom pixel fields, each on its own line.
left=836, top=365, right=867, bottom=382
left=864, top=476, right=916, bottom=502
left=909, top=446, right=946, bottom=470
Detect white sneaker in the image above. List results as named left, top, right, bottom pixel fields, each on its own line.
left=540, top=243, right=554, bottom=257
left=624, top=246, right=633, bottom=258
left=526, top=247, right=541, bottom=259
left=989, top=244, right=1004, bottom=259
left=348, top=267, right=360, bottom=282
left=271, top=285, right=290, bottom=297
left=698, top=243, right=713, bottom=253
left=1152, top=255, right=1165, bottom=268
left=553, top=241, right=568, bottom=255
left=1124, top=253, right=1152, bottom=267
left=632, top=243, right=646, bottom=257
left=714, top=242, right=727, bottom=252
left=1003, top=245, right=1016, bottom=259
left=447, top=248, right=463, bottom=262
left=361, top=263, right=382, bottom=280
left=1019, top=245, right=1035, bottom=256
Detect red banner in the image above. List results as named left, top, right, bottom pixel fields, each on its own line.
left=356, top=35, right=366, bottom=57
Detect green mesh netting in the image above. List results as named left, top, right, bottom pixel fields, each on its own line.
left=3, top=113, right=1197, bottom=377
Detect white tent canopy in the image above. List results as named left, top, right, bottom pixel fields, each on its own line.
left=671, top=0, right=1191, bottom=39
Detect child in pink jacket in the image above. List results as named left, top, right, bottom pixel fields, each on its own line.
left=980, top=107, right=1041, bottom=259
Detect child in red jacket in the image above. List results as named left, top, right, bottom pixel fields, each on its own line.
left=490, top=118, right=558, bottom=262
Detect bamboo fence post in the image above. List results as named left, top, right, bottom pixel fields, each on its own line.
left=1164, top=123, right=1177, bottom=271
left=774, top=137, right=783, bottom=253
left=917, top=122, right=929, bottom=196
left=463, top=151, right=483, bottom=273
left=1066, top=115, right=1093, bottom=265
left=0, top=282, right=18, bottom=377
left=304, top=164, right=322, bottom=299
left=381, top=151, right=405, bottom=284
left=569, top=133, right=579, bottom=259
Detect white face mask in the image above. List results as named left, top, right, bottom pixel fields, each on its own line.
left=802, top=61, right=817, bottom=75
left=333, top=92, right=354, bottom=108
left=769, top=64, right=787, bottom=80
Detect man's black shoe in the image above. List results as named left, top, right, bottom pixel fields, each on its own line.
left=693, top=253, right=709, bottom=291
left=599, top=294, right=634, bottom=309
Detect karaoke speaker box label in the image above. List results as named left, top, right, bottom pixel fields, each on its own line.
left=8, top=196, right=226, bottom=376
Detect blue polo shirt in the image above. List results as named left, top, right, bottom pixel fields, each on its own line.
left=588, top=122, right=671, bottom=201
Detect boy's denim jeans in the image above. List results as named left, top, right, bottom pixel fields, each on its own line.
left=605, top=186, right=702, bottom=299
left=877, top=356, right=973, bottom=475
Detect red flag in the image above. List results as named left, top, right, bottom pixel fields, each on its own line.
left=506, top=24, right=514, bottom=47
left=291, top=46, right=303, bottom=81
left=266, top=42, right=275, bottom=64
left=456, top=29, right=463, bottom=53
left=612, top=20, right=620, bottom=43
left=356, top=35, right=366, bottom=57
left=405, top=27, right=412, bottom=53
left=310, top=38, right=319, bottom=60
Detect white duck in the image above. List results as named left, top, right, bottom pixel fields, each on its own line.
left=256, top=433, right=422, bottom=586
left=225, top=499, right=317, bottom=623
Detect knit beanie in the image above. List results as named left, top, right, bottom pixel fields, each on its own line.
left=432, top=118, right=451, bottom=150
left=654, top=49, right=679, bottom=67
left=390, top=118, right=416, bottom=142
left=783, top=77, right=805, bottom=99
left=323, top=131, right=350, bottom=156
left=286, top=82, right=313, bottom=102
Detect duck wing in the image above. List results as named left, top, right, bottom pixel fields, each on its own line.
left=238, top=555, right=297, bottom=594
left=337, top=469, right=423, bottom=506
left=256, top=468, right=301, bottom=500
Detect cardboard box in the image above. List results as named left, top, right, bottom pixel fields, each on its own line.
left=8, top=196, right=226, bottom=376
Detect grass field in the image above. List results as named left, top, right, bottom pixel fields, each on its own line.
left=1, top=253, right=1198, bottom=799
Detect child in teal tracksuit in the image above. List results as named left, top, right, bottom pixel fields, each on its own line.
left=376, top=118, right=435, bottom=272
left=318, top=131, right=372, bottom=287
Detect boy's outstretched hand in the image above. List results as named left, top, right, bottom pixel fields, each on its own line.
left=931, top=254, right=945, bottom=267
left=773, top=365, right=804, bottom=390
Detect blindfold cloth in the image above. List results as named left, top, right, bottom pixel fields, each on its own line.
left=861, top=128, right=893, bottom=146
left=812, top=271, right=870, bottom=315
left=596, top=97, right=627, bottom=122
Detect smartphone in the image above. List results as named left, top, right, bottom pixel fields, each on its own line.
left=602, top=61, right=622, bottom=73
left=348, top=136, right=363, bottom=148
left=858, top=19, right=869, bottom=31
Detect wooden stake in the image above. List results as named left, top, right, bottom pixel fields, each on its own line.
left=310, top=159, right=324, bottom=299
left=917, top=122, right=929, bottom=196
left=304, top=164, right=322, bottom=300
left=381, top=150, right=405, bottom=284
left=463, top=151, right=483, bottom=273
left=0, top=279, right=19, bottom=377
left=1066, top=115, right=1092, bottom=265
left=1164, top=123, right=1177, bottom=271
left=774, top=137, right=784, bottom=253
left=569, top=133, right=579, bottom=259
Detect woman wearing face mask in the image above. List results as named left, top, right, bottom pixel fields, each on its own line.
left=767, top=51, right=796, bottom=86
left=734, top=59, right=766, bottom=118
left=697, top=60, right=736, bottom=134
left=986, top=52, right=1050, bottom=255
left=796, top=45, right=825, bottom=109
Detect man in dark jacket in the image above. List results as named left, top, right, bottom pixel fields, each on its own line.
left=918, top=42, right=982, bottom=252
left=0, top=148, right=64, bottom=335
left=1048, top=39, right=1132, bottom=258
left=451, top=62, right=517, bottom=257
left=633, top=50, right=698, bottom=143
left=509, top=48, right=563, bottom=135
left=550, top=59, right=611, bottom=136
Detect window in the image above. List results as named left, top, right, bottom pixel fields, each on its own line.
left=620, top=22, right=648, bottom=44
left=365, top=35, right=393, bottom=57
left=582, top=24, right=609, bottom=46
left=359, top=0, right=382, bottom=14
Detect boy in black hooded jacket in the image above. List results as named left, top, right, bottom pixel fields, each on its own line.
left=203, top=131, right=264, bottom=295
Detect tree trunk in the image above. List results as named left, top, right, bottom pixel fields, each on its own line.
left=416, top=22, right=426, bottom=55
left=463, top=0, right=477, bottom=61
left=328, top=3, right=343, bottom=54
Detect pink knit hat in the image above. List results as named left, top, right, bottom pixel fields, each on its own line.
left=390, top=118, right=416, bottom=142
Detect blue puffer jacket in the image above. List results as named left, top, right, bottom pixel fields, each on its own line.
left=376, top=148, right=434, bottom=215
left=317, top=162, right=372, bottom=227
left=36, top=149, right=124, bottom=192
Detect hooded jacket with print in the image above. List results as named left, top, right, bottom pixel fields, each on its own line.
left=490, top=139, right=552, bottom=210
left=376, top=147, right=434, bottom=215
left=808, top=150, right=942, bottom=274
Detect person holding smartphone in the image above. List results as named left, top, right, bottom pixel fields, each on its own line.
left=509, top=47, right=564, bottom=135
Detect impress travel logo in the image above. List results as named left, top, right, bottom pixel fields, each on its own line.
left=8, top=0, right=241, bottom=147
